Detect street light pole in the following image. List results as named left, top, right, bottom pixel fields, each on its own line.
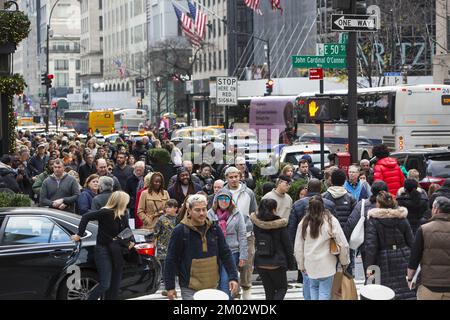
left=45, top=0, right=61, bottom=132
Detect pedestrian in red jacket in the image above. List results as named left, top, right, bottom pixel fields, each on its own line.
left=372, top=144, right=404, bottom=197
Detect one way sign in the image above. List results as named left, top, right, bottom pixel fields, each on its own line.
left=331, top=14, right=378, bottom=32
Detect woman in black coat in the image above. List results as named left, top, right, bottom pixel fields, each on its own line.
left=365, top=191, right=415, bottom=300
left=397, top=179, right=430, bottom=235
left=250, top=199, right=296, bottom=300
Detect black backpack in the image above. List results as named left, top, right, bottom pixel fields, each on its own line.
left=256, top=231, right=274, bottom=256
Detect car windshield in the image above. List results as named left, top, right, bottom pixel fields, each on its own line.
left=285, top=151, right=330, bottom=165
left=426, top=156, right=450, bottom=178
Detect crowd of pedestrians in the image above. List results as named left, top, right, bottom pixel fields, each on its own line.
left=1, top=128, right=450, bottom=301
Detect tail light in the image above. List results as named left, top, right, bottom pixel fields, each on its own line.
left=135, top=243, right=155, bottom=256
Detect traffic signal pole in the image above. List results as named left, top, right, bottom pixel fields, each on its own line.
left=347, top=0, right=358, bottom=163
left=320, top=79, right=325, bottom=171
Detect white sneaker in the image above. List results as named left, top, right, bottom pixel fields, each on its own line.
left=242, top=289, right=252, bottom=300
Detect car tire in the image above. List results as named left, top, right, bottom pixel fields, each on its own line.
left=57, top=269, right=103, bottom=300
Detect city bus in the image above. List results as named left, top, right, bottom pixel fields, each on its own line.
left=113, top=109, right=147, bottom=132
left=63, top=110, right=115, bottom=135
left=295, top=84, right=450, bottom=153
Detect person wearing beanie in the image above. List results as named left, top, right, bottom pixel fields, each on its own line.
left=208, top=188, right=248, bottom=299
left=429, top=179, right=450, bottom=208
left=262, top=175, right=293, bottom=220
left=167, top=166, right=202, bottom=207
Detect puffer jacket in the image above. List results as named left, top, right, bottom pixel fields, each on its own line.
left=322, top=186, right=356, bottom=229
left=373, top=157, right=405, bottom=197
left=397, top=191, right=430, bottom=235
left=251, top=213, right=296, bottom=270
left=365, top=206, right=416, bottom=300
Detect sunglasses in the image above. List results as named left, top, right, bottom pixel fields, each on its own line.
left=217, top=196, right=231, bottom=202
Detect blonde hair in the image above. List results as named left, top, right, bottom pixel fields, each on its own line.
left=281, top=164, right=294, bottom=175
left=103, top=191, right=130, bottom=219
left=143, top=172, right=154, bottom=188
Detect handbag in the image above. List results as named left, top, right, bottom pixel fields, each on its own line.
left=349, top=199, right=365, bottom=250
left=331, top=269, right=358, bottom=300
left=328, top=215, right=341, bottom=256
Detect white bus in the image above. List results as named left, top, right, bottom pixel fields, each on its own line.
left=296, top=84, right=450, bottom=154
left=113, top=109, right=147, bottom=132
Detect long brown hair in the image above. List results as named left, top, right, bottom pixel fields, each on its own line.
left=301, top=195, right=327, bottom=240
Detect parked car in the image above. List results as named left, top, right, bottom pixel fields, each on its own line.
left=277, top=143, right=331, bottom=169
left=0, top=208, right=160, bottom=300
left=391, top=147, right=450, bottom=189
left=298, top=133, right=373, bottom=160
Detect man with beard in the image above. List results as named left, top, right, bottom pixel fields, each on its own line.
left=168, top=167, right=202, bottom=207
left=112, top=152, right=134, bottom=190
left=79, top=153, right=97, bottom=186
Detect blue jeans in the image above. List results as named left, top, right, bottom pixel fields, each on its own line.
left=302, top=272, right=311, bottom=300
left=218, top=252, right=239, bottom=299
left=309, top=275, right=334, bottom=300
left=88, top=244, right=123, bottom=300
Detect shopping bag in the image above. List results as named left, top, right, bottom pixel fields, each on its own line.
left=349, top=199, right=365, bottom=250
left=331, top=271, right=358, bottom=300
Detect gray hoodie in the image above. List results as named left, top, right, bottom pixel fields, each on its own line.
left=40, top=173, right=80, bottom=212
left=207, top=189, right=248, bottom=260
left=223, top=182, right=257, bottom=234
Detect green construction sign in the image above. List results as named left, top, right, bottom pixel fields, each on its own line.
left=292, top=55, right=347, bottom=69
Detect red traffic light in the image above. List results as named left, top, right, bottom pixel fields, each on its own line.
left=47, top=74, right=54, bottom=79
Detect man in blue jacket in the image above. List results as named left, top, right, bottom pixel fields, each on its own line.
left=165, top=194, right=239, bottom=300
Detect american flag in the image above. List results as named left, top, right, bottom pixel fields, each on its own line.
left=173, top=4, right=202, bottom=47
left=187, top=0, right=207, bottom=39
left=113, top=59, right=126, bottom=78
left=244, top=0, right=262, bottom=15
left=270, top=0, right=283, bottom=14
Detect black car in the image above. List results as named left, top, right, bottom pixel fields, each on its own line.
left=0, top=207, right=161, bottom=300
left=391, top=147, right=450, bottom=189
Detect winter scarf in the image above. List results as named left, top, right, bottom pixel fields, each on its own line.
left=216, top=208, right=230, bottom=237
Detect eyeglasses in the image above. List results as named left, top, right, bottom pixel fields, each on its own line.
left=217, top=196, right=231, bottom=202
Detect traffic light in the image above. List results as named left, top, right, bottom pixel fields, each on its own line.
left=265, top=79, right=274, bottom=96
left=332, top=0, right=351, bottom=11
left=46, top=74, right=54, bottom=88
left=305, top=97, right=343, bottom=121
left=41, top=73, right=48, bottom=86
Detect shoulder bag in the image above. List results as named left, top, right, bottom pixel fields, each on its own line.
left=328, top=214, right=341, bottom=256
left=349, top=199, right=365, bottom=250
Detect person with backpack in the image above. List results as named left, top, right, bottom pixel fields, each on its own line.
left=208, top=189, right=248, bottom=299
left=164, top=194, right=239, bottom=300
left=322, top=169, right=357, bottom=274
left=294, top=195, right=350, bottom=300
left=251, top=199, right=295, bottom=300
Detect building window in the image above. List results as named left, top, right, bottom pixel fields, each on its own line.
left=76, top=73, right=81, bottom=86
left=55, top=60, right=69, bottom=70
left=99, top=0, right=102, bottom=10
left=55, top=73, right=69, bottom=87
left=208, top=52, right=212, bottom=71
left=224, top=49, right=227, bottom=69
left=218, top=20, right=221, bottom=37
left=99, top=16, right=103, bottom=31
left=199, top=55, right=202, bottom=72
left=76, top=60, right=80, bottom=70
left=100, top=59, right=104, bottom=75
left=213, top=19, right=216, bottom=38
left=219, top=51, right=222, bottom=69
left=213, top=52, right=217, bottom=70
